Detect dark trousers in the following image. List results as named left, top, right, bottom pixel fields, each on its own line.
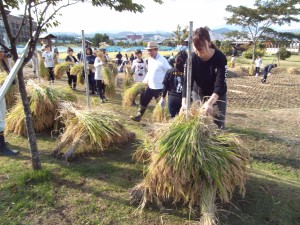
left=47, top=67, right=54, bottom=81
left=96, top=80, right=104, bottom=99
left=168, top=95, right=182, bottom=118
left=88, top=70, right=96, bottom=93
left=140, top=87, right=162, bottom=108
left=67, top=71, right=77, bottom=89
left=263, top=71, right=268, bottom=80
left=255, top=67, right=260, bottom=74
left=192, top=92, right=227, bottom=129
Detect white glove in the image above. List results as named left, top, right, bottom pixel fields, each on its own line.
left=158, top=97, right=166, bottom=107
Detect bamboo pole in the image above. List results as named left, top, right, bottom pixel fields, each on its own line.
left=186, top=21, right=193, bottom=119
left=81, top=30, right=90, bottom=110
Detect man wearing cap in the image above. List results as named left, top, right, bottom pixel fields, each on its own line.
left=130, top=42, right=171, bottom=122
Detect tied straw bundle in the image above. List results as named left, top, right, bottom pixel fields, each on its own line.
left=131, top=104, right=250, bottom=225
left=122, top=82, right=147, bottom=107
left=70, top=63, right=84, bottom=85
left=37, top=51, right=49, bottom=80
left=54, top=62, right=70, bottom=80
left=5, top=80, right=77, bottom=136
left=123, top=64, right=134, bottom=90
left=102, top=66, right=116, bottom=98
left=0, top=72, right=18, bottom=109
left=53, top=102, right=134, bottom=160
left=152, top=102, right=169, bottom=123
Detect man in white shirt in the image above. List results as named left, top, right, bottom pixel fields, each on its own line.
left=130, top=41, right=171, bottom=122
left=42, top=45, right=55, bottom=82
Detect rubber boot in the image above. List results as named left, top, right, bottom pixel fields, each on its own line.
left=130, top=106, right=146, bottom=122
left=0, top=132, right=18, bottom=156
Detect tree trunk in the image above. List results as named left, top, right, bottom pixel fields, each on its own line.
left=17, top=68, right=42, bottom=170
left=252, top=41, right=257, bottom=63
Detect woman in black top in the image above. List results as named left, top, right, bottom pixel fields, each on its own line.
left=182, top=27, right=227, bottom=129
left=86, top=47, right=96, bottom=94
left=160, top=50, right=188, bottom=118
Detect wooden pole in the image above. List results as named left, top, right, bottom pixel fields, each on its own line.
left=186, top=21, right=193, bottom=119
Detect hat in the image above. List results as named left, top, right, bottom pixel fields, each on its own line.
left=135, top=49, right=142, bottom=54
left=145, top=41, right=158, bottom=50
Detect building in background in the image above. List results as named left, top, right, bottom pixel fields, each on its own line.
left=0, top=10, right=37, bottom=44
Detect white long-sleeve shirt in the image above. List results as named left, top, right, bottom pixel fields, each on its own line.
left=94, top=57, right=104, bottom=80
left=143, top=53, right=171, bottom=89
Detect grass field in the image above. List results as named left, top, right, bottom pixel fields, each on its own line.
left=0, top=53, right=299, bottom=225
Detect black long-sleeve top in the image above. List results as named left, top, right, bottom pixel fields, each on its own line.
left=162, top=68, right=184, bottom=98
left=182, top=49, right=227, bottom=98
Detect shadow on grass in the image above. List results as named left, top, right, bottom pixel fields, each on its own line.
left=219, top=173, right=300, bottom=225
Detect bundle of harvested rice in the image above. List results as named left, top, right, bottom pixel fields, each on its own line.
left=70, top=63, right=84, bottom=85
left=122, top=82, right=147, bottom=107
left=102, top=66, right=116, bottom=97
left=37, top=52, right=49, bottom=80
left=131, top=105, right=250, bottom=224
left=287, top=67, right=299, bottom=75
left=53, top=102, right=134, bottom=159
left=0, top=72, right=18, bottom=109
left=54, top=62, right=70, bottom=80
left=5, top=80, right=77, bottom=136
left=123, top=66, right=134, bottom=90
left=152, top=103, right=169, bottom=123
left=107, top=62, right=118, bottom=78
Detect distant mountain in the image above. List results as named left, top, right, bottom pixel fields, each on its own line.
left=212, top=28, right=233, bottom=34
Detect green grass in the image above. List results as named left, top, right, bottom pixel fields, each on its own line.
left=1, top=59, right=300, bottom=224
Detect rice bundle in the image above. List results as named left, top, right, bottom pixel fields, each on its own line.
left=53, top=102, right=133, bottom=159
left=152, top=103, right=169, bottom=123
left=122, top=82, right=147, bottom=107
left=107, top=62, right=118, bottom=79
left=5, top=80, right=77, bottom=136
left=131, top=105, right=250, bottom=224
left=123, top=65, right=134, bottom=90
left=37, top=52, right=49, bottom=80
left=70, top=63, right=84, bottom=85
left=0, top=72, right=18, bottom=109
left=248, top=64, right=255, bottom=76
left=102, top=66, right=116, bottom=98
left=54, top=62, right=70, bottom=80
left=287, top=67, right=299, bottom=75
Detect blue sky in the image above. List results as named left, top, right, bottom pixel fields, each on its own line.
left=12, top=0, right=300, bottom=34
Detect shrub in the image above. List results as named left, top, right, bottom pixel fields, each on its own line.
left=220, top=41, right=232, bottom=56
left=276, top=48, right=291, bottom=60
left=242, top=48, right=265, bottom=59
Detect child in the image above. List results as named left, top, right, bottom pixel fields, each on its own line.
left=65, top=48, right=79, bottom=90
left=255, top=56, right=263, bottom=77
left=42, top=45, right=55, bottom=83
left=94, top=52, right=105, bottom=103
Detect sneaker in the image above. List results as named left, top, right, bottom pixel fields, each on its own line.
left=100, top=99, right=105, bottom=103
left=130, top=114, right=141, bottom=122
left=104, top=97, right=108, bottom=101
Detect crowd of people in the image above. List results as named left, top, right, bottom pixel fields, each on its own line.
left=0, top=26, right=281, bottom=157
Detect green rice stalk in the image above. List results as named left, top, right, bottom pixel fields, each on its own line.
left=53, top=102, right=133, bottom=160
left=102, top=66, right=116, bottom=98
left=54, top=62, right=70, bottom=80
left=132, top=139, right=153, bottom=163
left=5, top=80, right=77, bottom=136
left=132, top=105, right=250, bottom=223
left=70, top=63, right=84, bottom=85
left=152, top=103, right=169, bottom=123
left=122, top=82, right=147, bottom=107
left=0, top=72, right=18, bottom=109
